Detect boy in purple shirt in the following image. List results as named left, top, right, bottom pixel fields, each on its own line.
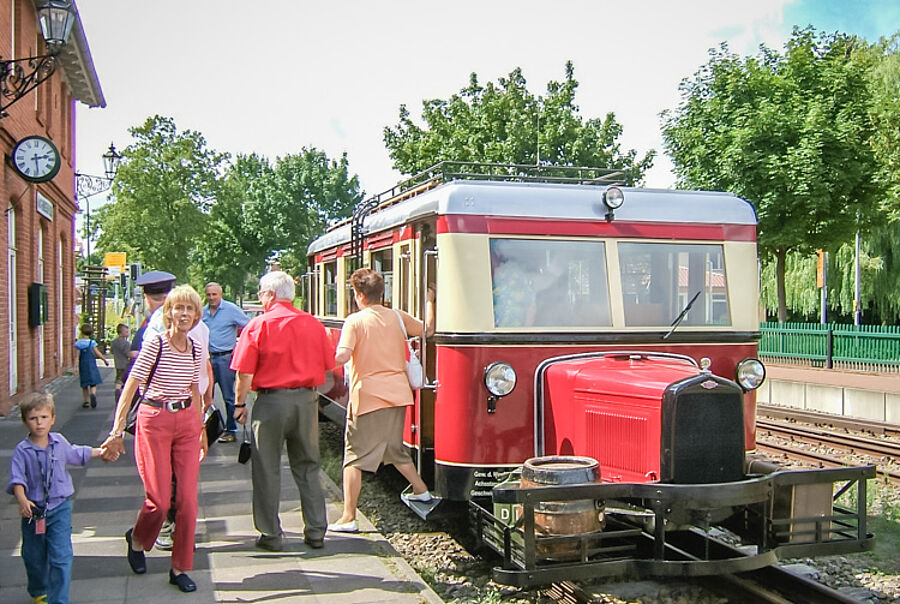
left=7, top=392, right=105, bottom=604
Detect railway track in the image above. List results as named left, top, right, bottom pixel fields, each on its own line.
left=755, top=407, right=900, bottom=484
left=543, top=560, right=864, bottom=603
left=758, top=404, right=900, bottom=438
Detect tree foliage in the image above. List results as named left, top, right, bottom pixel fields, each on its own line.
left=94, top=115, right=228, bottom=282
left=192, top=154, right=274, bottom=297
left=193, top=148, right=361, bottom=296
left=661, top=28, right=882, bottom=322
left=865, top=34, right=900, bottom=220
left=760, top=246, right=883, bottom=321
left=384, top=62, right=654, bottom=184
left=94, top=117, right=361, bottom=297
left=265, top=149, right=361, bottom=277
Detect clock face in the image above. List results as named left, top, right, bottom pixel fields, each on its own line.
left=11, top=136, right=61, bottom=183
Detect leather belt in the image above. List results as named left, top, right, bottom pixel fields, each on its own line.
left=142, top=398, right=192, bottom=412
left=257, top=387, right=309, bottom=395
left=210, top=350, right=234, bottom=357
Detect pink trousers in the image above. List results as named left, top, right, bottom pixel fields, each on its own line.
left=132, top=403, right=201, bottom=571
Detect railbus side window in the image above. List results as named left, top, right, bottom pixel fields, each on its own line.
left=371, top=248, right=393, bottom=308
left=324, top=261, right=338, bottom=316
left=489, top=238, right=611, bottom=328
left=618, top=242, right=730, bottom=327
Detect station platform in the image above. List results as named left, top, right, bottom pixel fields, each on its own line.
left=758, top=363, right=900, bottom=424
left=0, top=369, right=442, bottom=603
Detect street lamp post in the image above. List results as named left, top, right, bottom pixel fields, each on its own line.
left=76, top=143, right=123, bottom=261
left=0, top=1, right=76, bottom=118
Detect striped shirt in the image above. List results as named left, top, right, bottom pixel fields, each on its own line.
left=129, top=334, right=200, bottom=402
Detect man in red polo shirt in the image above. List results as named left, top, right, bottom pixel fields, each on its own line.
left=231, top=271, right=335, bottom=551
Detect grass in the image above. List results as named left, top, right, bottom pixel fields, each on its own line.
left=834, top=478, right=900, bottom=577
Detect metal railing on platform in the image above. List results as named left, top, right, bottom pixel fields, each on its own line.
left=760, top=322, right=900, bottom=373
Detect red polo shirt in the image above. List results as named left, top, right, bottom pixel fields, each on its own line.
left=230, top=300, right=335, bottom=390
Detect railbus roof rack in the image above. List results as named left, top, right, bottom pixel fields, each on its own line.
left=341, top=161, right=625, bottom=260
left=380, top=160, right=625, bottom=209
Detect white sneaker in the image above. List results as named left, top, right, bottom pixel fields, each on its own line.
left=405, top=490, right=433, bottom=502
left=327, top=520, right=359, bottom=533
left=155, top=521, right=174, bottom=550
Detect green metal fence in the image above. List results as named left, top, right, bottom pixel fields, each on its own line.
left=759, top=322, right=900, bottom=371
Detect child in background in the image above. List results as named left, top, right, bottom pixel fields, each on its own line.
left=7, top=392, right=105, bottom=604
left=74, top=324, right=108, bottom=408
left=110, top=324, right=131, bottom=403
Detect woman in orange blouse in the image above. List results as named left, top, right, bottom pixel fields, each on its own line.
left=328, top=269, right=432, bottom=533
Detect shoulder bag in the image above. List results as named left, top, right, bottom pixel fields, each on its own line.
left=393, top=309, right=424, bottom=390
left=124, top=336, right=163, bottom=435
left=238, top=425, right=252, bottom=464
left=204, top=406, right=225, bottom=445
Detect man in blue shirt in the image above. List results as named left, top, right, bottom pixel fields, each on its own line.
left=203, top=282, right=250, bottom=441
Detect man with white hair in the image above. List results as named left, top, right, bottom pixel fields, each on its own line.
left=231, top=271, right=335, bottom=551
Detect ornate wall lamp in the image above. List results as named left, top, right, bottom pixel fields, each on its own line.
left=76, top=143, right=123, bottom=259
left=0, top=1, right=76, bottom=118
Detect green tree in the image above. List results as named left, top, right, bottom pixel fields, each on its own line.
left=264, top=148, right=362, bottom=277
left=661, top=28, right=881, bottom=322
left=193, top=154, right=274, bottom=298
left=94, top=115, right=229, bottom=282
left=865, top=34, right=900, bottom=219
left=759, top=247, right=883, bottom=321
left=384, top=62, right=654, bottom=184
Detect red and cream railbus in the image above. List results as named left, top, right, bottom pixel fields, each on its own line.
left=307, top=163, right=871, bottom=584
left=308, top=163, right=764, bottom=496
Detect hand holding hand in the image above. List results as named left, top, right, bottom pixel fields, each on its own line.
left=100, top=436, right=125, bottom=461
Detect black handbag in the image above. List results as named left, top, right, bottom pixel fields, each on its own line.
left=124, top=337, right=163, bottom=435
left=204, top=407, right=226, bottom=445
left=238, top=426, right=251, bottom=464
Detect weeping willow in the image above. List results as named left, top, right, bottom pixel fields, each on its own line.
left=760, top=231, right=887, bottom=322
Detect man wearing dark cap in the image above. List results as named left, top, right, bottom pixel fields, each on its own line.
left=130, top=271, right=177, bottom=359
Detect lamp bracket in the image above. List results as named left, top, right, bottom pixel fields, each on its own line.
left=0, top=53, right=58, bottom=117
left=75, top=173, right=114, bottom=199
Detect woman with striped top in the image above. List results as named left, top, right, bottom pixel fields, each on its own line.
left=102, top=285, right=207, bottom=593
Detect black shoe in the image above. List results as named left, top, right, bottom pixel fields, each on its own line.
left=255, top=533, right=283, bottom=552
left=82, top=401, right=90, bottom=408
left=304, top=536, right=324, bottom=549
left=169, top=570, right=197, bottom=593
left=90, top=394, right=97, bottom=408
left=125, top=529, right=146, bottom=574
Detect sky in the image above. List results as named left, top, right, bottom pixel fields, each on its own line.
left=72, top=0, right=898, bottom=227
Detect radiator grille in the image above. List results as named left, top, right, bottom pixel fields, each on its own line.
left=661, top=380, right=745, bottom=484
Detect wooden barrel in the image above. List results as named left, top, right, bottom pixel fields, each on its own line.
left=521, top=456, right=603, bottom=538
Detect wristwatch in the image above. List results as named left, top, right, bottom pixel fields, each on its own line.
left=108, top=431, right=124, bottom=439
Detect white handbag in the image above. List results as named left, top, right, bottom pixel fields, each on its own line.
left=394, top=309, right=425, bottom=390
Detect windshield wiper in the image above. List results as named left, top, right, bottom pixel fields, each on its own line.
left=663, top=290, right=701, bottom=341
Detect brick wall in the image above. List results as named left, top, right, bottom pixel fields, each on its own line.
left=1, top=0, right=79, bottom=415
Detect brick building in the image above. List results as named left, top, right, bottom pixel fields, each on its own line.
left=1, top=0, right=104, bottom=415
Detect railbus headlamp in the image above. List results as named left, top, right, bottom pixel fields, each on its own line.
left=484, top=362, right=517, bottom=397
left=602, top=186, right=624, bottom=222
left=603, top=186, right=625, bottom=210
left=735, top=358, right=766, bottom=391
left=484, top=362, right=517, bottom=414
